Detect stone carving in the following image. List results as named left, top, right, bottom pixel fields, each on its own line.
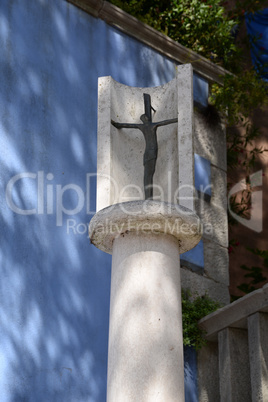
left=111, top=93, right=177, bottom=199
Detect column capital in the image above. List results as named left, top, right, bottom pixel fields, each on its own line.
left=89, top=200, right=201, bottom=254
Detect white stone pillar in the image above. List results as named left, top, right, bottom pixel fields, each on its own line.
left=218, top=327, right=251, bottom=402
left=89, top=201, right=201, bottom=402
left=248, top=312, right=268, bottom=402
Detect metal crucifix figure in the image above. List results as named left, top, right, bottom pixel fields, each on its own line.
left=111, top=93, right=178, bottom=200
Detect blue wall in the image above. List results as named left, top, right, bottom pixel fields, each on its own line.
left=245, top=9, right=268, bottom=81
left=0, top=0, right=202, bottom=400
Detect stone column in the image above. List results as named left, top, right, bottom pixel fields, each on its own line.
left=89, top=200, right=201, bottom=402
left=218, top=327, right=251, bottom=402
left=248, top=312, right=268, bottom=402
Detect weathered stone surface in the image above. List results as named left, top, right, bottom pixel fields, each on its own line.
left=194, top=110, right=226, bottom=171
left=248, top=312, right=268, bottom=402
left=180, top=266, right=230, bottom=305
left=177, top=64, right=195, bottom=211
left=97, top=66, right=195, bottom=211
left=196, top=199, right=228, bottom=247
left=194, top=161, right=227, bottom=213
left=218, top=328, right=251, bottom=402
left=89, top=200, right=202, bottom=254
left=210, top=165, right=227, bottom=210
left=197, top=342, right=220, bottom=402
left=107, top=231, right=185, bottom=401
left=203, top=238, right=229, bottom=285
left=97, top=76, right=113, bottom=211
left=199, top=284, right=268, bottom=341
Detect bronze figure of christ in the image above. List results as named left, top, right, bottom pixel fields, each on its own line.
left=111, top=93, right=178, bottom=200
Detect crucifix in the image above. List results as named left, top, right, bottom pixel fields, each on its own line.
left=111, top=93, right=178, bottom=200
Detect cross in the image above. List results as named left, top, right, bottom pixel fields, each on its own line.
left=111, top=93, right=178, bottom=200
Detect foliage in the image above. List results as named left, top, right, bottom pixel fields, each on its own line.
left=237, top=266, right=267, bottom=293
left=181, top=289, right=222, bottom=350
left=109, top=0, right=238, bottom=68
left=209, top=67, right=268, bottom=216
left=108, top=0, right=268, bottom=295
left=235, top=248, right=268, bottom=297
left=210, top=71, right=268, bottom=125
left=109, top=0, right=267, bottom=126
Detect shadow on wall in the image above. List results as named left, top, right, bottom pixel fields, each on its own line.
left=0, top=0, right=178, bottom=400
left=0, top=0, right=109, bottom=400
